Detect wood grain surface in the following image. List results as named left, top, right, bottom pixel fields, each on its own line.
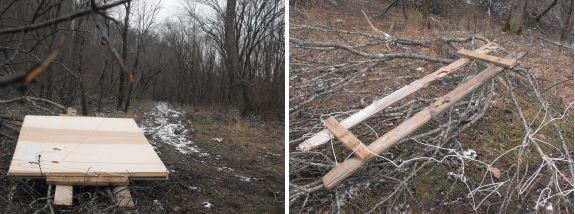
left=7, top=116, right=168, bottom=180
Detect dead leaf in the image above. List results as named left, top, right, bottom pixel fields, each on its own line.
left=538, top=134, right=546, bottom=140
left=471, top=141, right=480, bottom=149
left=488, top=166, right=501, bottom=178
left=560, top=172, right=572, bottom=183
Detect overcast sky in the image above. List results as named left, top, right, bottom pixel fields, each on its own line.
left=157, top=0, right=183, bottom=23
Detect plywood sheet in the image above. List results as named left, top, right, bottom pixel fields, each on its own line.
left=7, top=116, right=168, bottom=179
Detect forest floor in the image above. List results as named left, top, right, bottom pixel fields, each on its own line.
left=289, top=1, right=573, bottom=213
left=0, top=99, right=284, bottom=213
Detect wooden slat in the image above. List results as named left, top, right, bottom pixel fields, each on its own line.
left=114, top=186, right=135, bottom=208
left=322, top=50, right=527, bottom=189
left=456, top=49, right=517, bottom=68
left=298, top=43, right=500, bottom=152
left=323, top=117, right=371, bottom=162
left=54, top=185, right=73, bottom=206
left=47, top=176, right=129, bottom=186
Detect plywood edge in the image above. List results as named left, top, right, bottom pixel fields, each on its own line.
left=54, top=185, right=73, bottom=206
left=7, top=172, right=168, bottom=179
left=47, top=176, right=129, bottom=186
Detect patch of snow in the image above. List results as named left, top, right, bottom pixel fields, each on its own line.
left=238, top=176, right=251, bottom=182
left=139, top=102, right=203, bottom=155
left=462, top=149, right=477, bottom=159
left=188, top=186, right=199, bottom=191
left=202, top=202, right=212, bottom=208
left=448, top=172, right=467, bottom=182
left=545, top=203, right=553, bottom=211
left=153, top=200, right=163, bottom=210
left=212, top=138, right=224, bottom=142
left=416, top=67, right=425, bottom=72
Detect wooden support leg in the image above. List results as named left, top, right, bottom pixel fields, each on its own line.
left=114, top=186, right=135, bottom=208
left=54, top=185, right=73, bottom=206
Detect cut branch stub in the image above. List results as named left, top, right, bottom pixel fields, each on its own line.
left=456, top=49, right=517, bottom=68
left=323, top=117, right=371, bottom=162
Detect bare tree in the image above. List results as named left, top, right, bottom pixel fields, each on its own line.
left=503, top=0, right=530, bottom=33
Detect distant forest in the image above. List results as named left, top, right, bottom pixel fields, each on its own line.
left=0, top=0, right=285, bottom=121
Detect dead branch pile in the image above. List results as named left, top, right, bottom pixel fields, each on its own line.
left=289, top=8, right=573, bottom=213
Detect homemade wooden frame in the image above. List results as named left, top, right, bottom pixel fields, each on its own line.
left=297, top=43, right=527, bottom=188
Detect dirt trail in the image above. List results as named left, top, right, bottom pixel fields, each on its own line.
left=132, top=101, right=285, bottom=213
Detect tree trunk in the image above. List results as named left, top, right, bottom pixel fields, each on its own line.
left=560, top=0, right=573, bottom=40
left=535, top=0, right=558, bottom=22
left=503, top=0, right=530, bottom=34
left=224, top=0, right=247, bottom=118
left=117, top=2, right=131, bottom=111
left=422, top=0, right=431, bottom=30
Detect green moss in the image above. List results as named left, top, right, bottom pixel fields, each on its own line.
left=421, top=192, right=433, bottom=201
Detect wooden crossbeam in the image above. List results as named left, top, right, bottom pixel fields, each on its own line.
left=322, top=50, right=527, bottom=189
left=47, top=176, right=129, bottom=186
left=323, top=117, right=371, bottom=162
left=114, top=186, right=135, bottom=208
left=298, top=43, right=500, bottom=152
left=456, top=49, right=517, bottom=68
left=54, top=185, right=73, bottom=206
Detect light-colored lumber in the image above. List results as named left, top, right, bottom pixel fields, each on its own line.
left=298, top=43, right=500, bottom=152
left=7, top=116, right=168, bottom=179
left=114, top=186, right=135, bottom=208
left=54, top=185, right=73, bottom=206
left=456, top=49, right=517, bottom=68
left=323, top=117, right=371, bottom=162
left=47, top=176, right=129, bottom=186
left=67, top=107, right=77, bottom=116
left=322, top=50, right=527, bottom=189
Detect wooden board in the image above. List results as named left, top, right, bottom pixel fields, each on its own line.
left=47, top=176, right=129, bottom=186
left=322, top=50, right=527, bottom=189
left=7, top=116, right=168, bottom=180
left=323, top=117, right=370, bottom=162
left=299, top=43, right=500, bottom=152
left=114, top=186, right=135, bottom=208
left=54, top=185, right=73, bottom=206
left=456, top=49, right=517, bottom=68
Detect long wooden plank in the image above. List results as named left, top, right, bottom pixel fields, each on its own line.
left=47, top=176, right=129, bottom=186
left=322, top=50, right=527, bottom=188
left=54, top=185, right=73, bottom=206
left=298, top=43, right=500, bottom=152
left=323, top=117, right=371, bottom=162
left=456, top=49, right=517, bottom=68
